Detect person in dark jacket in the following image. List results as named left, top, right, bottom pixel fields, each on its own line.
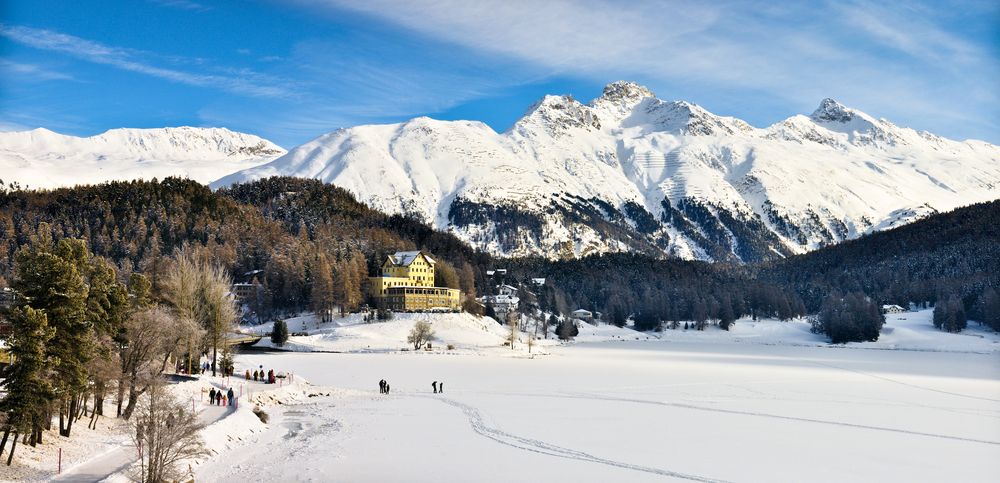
left=432, top=381, right=437, bottom=394
left=439, top=382, right=443, bottom=393
left=227, top=388, right=235, bottom=406
left=209, top=387, right=216, bottom=405
left=215, top=391, right=222, bottom=405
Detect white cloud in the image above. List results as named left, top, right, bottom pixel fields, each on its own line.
left=0, top=59, right=73, bottom=81
left=298, top=0, right=999, bottom=140
left=149, top=0, right=210, bottom=12
left=0, top=25, right=293, bottom=99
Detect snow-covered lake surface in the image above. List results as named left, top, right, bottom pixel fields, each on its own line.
left=200, top=314, right=1000, bottom=482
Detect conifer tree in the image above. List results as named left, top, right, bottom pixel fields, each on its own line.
left=0, top=307, right=55, bottom=463
left=271, top=319, right=289, bottom=347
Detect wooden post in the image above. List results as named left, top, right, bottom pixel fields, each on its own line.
left=58, top=448, right=61, bottom=474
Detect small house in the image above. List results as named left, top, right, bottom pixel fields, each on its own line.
left=572, top=309, right=594, bottom=322
left=881, top=304, right=906, bottom=314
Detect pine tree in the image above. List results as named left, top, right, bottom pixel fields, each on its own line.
left=0, top=307, right=55, bottom=462
left=13, top=236, right=92, bottom=438
left=271, top=320, right=289, bottom=347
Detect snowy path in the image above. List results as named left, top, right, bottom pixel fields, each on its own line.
left=425, top=395, right=731, bottom=482
left=52, top=404, right=234, bottom=482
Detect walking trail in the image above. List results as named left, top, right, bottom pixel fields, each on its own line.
left=51, top=400, right=233, bottom=482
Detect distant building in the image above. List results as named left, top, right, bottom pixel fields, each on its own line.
left=368, top=251, right=460, bottom=312
left=480, top=284, right=520, bottom=319
left=881, top=304, right=906, bottom=314
left=0, top=287, right=16, bottom=310
left=486, top=269, right=508, bottom=277
left=572, top=309, right=594, bottom=322
left=531, top=278, right=546, bottom=285
left=232, top=283, right=255, bottom=303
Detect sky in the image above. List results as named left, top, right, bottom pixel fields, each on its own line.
left=1, top=0, right=998, bottom=147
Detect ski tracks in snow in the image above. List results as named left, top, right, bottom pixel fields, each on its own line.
left=422, top=395, right=731, bottom=483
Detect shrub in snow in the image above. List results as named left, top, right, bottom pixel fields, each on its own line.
left=271, top=319, right=289, bottom=346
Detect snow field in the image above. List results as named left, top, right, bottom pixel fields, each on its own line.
left=198, top=310, right=999, bottom=482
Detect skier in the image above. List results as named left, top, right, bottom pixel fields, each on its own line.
left=432, top=381, right=437, bottom=394
left=227, top=388, right=235, bottom=406
left=209, top=387, right=216, bottom=405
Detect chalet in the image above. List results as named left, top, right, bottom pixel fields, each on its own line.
left=368, top=251, right=460, bottom=312
left=572, top=309, right=594, bottom=322
left=881, top=304, right=906, bottom=314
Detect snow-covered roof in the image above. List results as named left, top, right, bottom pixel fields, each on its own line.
left=531, top=278, right=546, bottom=285
left=572, top=309, right=593, bottom=316
left=389, top=251, right=435, bottom=266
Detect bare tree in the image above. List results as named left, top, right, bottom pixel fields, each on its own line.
left=119, top=308, right=202, bottom=420
left=506, top=310, right=518, bottom=350
left=163, top=247, right=236, bottom=376
left=407, top=320, right=435, bottom=350
left=130, top=381, right=209, bottom=483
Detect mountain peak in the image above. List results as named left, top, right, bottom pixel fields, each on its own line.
left=810, top=98, right=857, bottom=123
left=599, top=81, right=655, bottom=103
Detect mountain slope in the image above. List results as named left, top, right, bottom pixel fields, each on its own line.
left=212, top=82, right=1000, bottom=262
left=1, top=126, right=285, bottom=189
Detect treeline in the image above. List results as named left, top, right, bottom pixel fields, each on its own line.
left=1, top=178, right=996, bottom=341
left=760, top=200, right=1000, bottom=332
left=0, top=177, right=488, bottom=319
left=504, top=253, right=806, bottom=332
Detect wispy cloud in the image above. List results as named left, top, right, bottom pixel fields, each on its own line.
left=0, top=59, right=73, bottom=81
left=149, top=0, right=210, bottom=12
left=0, top=24, right=294, bottom=99
left=298, top=0, right=999, bottom=140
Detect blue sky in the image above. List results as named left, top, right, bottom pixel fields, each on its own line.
left=1, top=0, right=998, bottom=147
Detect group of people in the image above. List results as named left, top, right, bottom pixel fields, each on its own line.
left=375, top=380, right=446, bottom=394
left=208, top=386, right=236, bottom=406
left=247, top=366, right=277, bottom=384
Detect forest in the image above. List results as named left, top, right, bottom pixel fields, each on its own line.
left=0, top=178, right=997, bottom=335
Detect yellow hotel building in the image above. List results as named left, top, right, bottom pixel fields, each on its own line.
left=368, top=251, right=461, bottom=311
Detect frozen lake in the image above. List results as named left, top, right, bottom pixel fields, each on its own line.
left=201, top=341, right=1000, bottom=482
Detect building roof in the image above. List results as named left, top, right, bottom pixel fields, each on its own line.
left=388, top=250, right=435, bottom=266
left=572, top=309, right=593, bottom=315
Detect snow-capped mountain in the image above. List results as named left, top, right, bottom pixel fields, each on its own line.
left=1, top=127, right=285, bottom=189
left=214, top=81, right=1000, bottom=262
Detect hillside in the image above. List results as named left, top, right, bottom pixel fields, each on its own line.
left=215, top=81, right=1000, bottom=262
left=0, top=126, right=285, bottom=188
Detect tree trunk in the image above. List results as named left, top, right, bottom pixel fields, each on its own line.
left=5, top=431, right=16, bottom=466
left=116, top=379, right=126, bottom=417
left=64, top=396, right=77, bottom=437
left=59, top=401, right=66, bottom=437
left=0, top=427, right=10, bottom=459
left=212, top=344, right=218, bottom=377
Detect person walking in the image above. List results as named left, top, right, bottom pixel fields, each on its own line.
left=209, top=387, right=216, bottom=405
left=378, top=379, right=385, bottom=394
left=439, top=382, right=443, bottom=394
left=227, top=388, right=235, bottom=407
left=385, top=383, right=390, bottom=394
left=432, top=381, right=437, bottom=394
left=245, top=369, right=251, bottom=380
